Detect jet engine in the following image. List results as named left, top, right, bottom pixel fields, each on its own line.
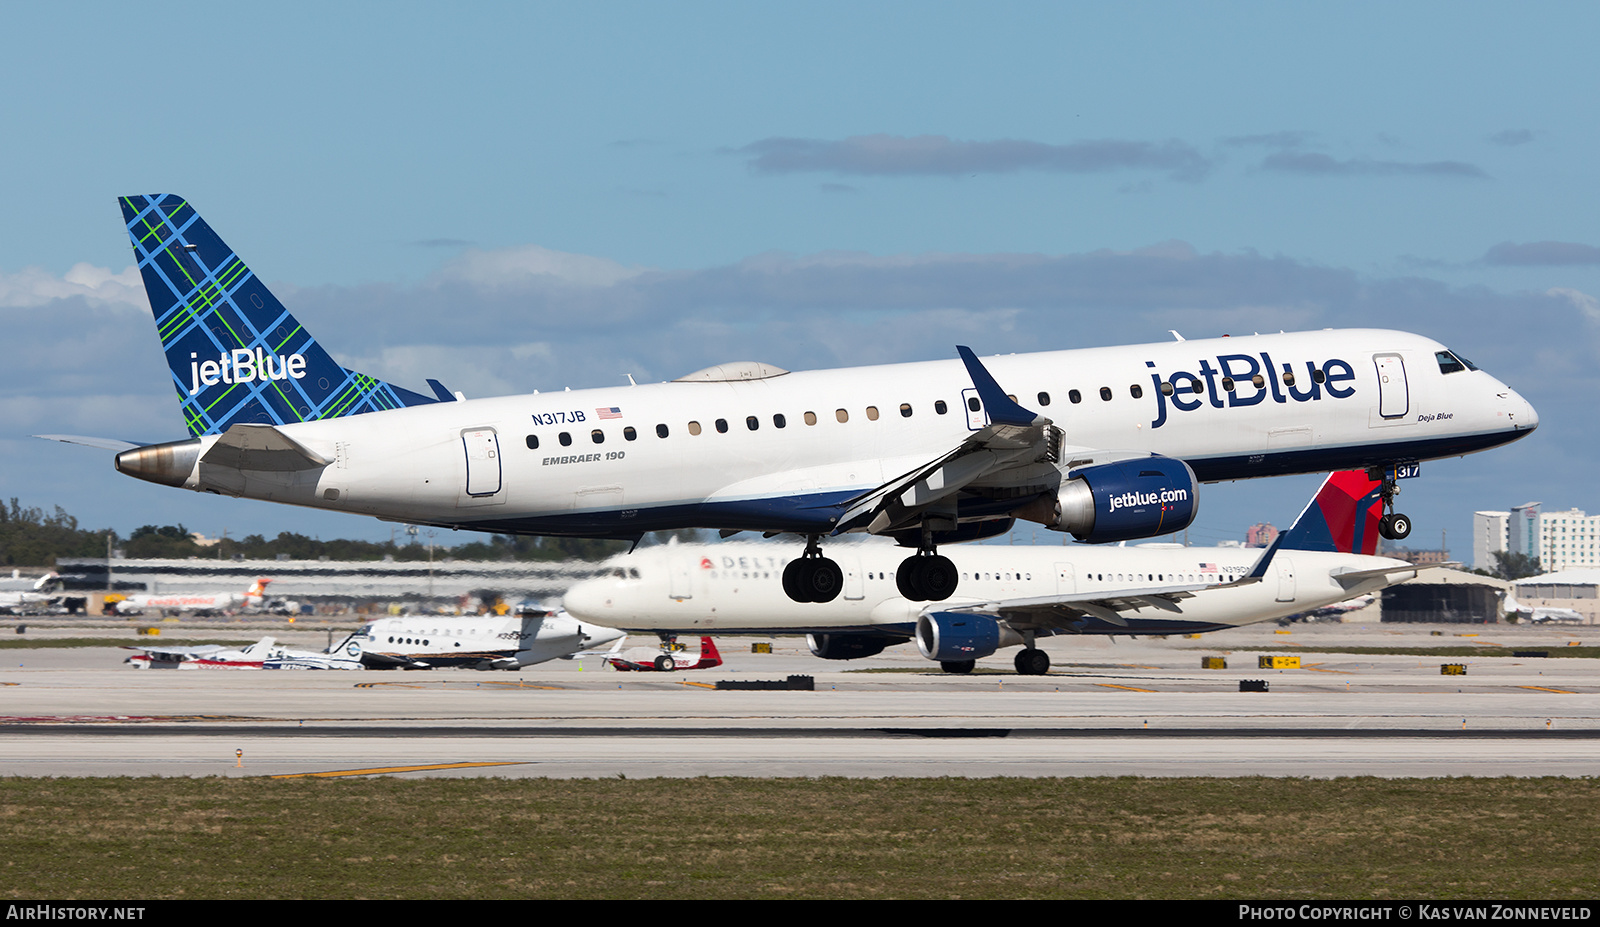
left=1013, top=456, right=1198, bottom=543
left=806, top=632, right=908, bottom=660
left=915, top=613, right=1024, bottom=663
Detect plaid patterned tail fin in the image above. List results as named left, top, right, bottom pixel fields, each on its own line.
left=120, top=194, right=439, bottom=437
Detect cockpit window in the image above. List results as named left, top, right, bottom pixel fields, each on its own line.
left=1436, top=350, right=1468, bottom=374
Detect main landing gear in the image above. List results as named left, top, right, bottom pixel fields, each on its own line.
left=782, top=536, right=843, bottom=603
left=1367, top=465, right=1413, bottom=541
left=781, top=532, right=961, bottom=604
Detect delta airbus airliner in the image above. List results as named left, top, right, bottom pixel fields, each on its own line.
left=564, top=470, right=1425, bottom=674
left=66, top=195, right=1536, bottom=606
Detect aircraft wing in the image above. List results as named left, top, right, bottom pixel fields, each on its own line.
left=124, top=644, right=229, bottom=657
left=833, top=347, right=1056, bottom=536
left=932, top=580, right=1214, bottom=630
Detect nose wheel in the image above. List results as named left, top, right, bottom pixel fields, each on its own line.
left=1368, top=466, right=1413, bottom=541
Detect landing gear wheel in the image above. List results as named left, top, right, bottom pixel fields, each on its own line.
left=918, top=555, right=957, bottom=602
left=782, top=559, right=809, bottom=602
left=654, top=654, right=676, bottom=671
left=897, top=554, right=959, bottom=601
left=940, top=659, right=976, bottom=674
left=1380, top=512, right=1412, bottom=540
left=1014, top=648, right=1050, bottom=676
left=802, top=558, right=843, bottom=603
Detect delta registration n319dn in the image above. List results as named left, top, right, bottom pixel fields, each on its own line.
left=85, top=195, right=1536, bottom=604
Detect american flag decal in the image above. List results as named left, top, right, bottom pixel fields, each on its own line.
left=596, top=406, right=623, bottom=420
left=1199, top=563, right=1217, bottom=573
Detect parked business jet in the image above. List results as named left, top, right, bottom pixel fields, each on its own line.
left=1502, top=593, right=1585, bottom=625
left=126, top=635, right=365, bottom=669
left=564, top=470, right=1426, bottom=673
left=342, top=606, right=626, bottom=670
left=114, top=578, right=272, bottom=616
left=78, top=195, right=1535, bottom=607
left=0, top=571, right=61, bottom=614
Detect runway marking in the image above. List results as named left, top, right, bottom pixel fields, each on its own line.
left=1517, top=686, right=1576, bottom=694
left=355, top=680, right=564, bottom=690
left=1300, top=663, right=1347, bottom=674
left=1094, top=683, right=1158, bottom=692
left=679, top=681, right=716, bottom=689
left=271, top=761, right=529, bottom=779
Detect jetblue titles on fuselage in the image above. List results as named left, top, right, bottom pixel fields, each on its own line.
left=1145, top=353, right=1357, bottom=429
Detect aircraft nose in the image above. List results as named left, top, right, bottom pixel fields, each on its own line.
left=562, top=581, right=609, bottom=618
left=1508, top=388, right=1538, bottom=433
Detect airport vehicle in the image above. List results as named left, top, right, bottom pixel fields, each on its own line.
left=343, top=606, right=626, bottom=669
left=1502, top=593, right=1585, bottom=624
left=564, top=470, right=1426, bottom=673
left=607, top=636, right=722, bottom=672
left=113, top=577, right=272, bottom=616
left=0, top=571, right=61, bottom=614
left=84, top=195, right=1535, bottom=607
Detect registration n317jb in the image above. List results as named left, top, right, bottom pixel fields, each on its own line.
left=77, top=195, right=1536, bottom=604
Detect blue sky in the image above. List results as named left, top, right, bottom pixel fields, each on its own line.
left=3, top=1, right=1597, bottom=556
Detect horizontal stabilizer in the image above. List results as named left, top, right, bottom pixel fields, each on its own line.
left=200, top=423, right=330, bottom=472
left=34, top=434, right=143, bottom=452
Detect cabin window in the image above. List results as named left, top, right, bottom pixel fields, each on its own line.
left=525, top=435, right=539, bottom=449
left=1222, top=377, right=1235, bottom=392
left=804, top=411, right=818, bottom=425
left=688, top=421, right=702, bottom=436
left=967, top=396, right=981, bottom=412
left=715, top=418, right=728, bottom=433
left=1251, top=374, right=1264, bottom=389
left=1069, top=389, right=1082, bottom=404
left=559, top=432, right=572, bottom=446
left=1282, top=371, right=1296, bottom=387
left=1159, top=382, right=1174, bottom=397
left=746, top=416, right=759, bottom=431
left=1312, top=368, right=1326, bottom=384
left=773, top=413, right=786, bottom=428
left=624, top=426, right=637, bottom=441
left=1130, top=384, right=1143, bottom=399
left=591, top=429, right=605, bottom=444
left=865, top=406, right=879, bottom=421
left=1098, top=387, right=1112, bottom=401
left=836, top=409, right=849, bottom=423
left=1037, top=392, right=1050, bottom=406
left=899, top=403, right=913, bottom=417
left=656, top=424, right=669, bottom=438
left=934, top=400, right=948, bottom=414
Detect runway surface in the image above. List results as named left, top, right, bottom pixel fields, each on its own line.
left=2, top=620, right=1595, bottom=778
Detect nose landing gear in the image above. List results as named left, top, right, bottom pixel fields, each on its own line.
left=1368, top=465, right=1413, bottom=541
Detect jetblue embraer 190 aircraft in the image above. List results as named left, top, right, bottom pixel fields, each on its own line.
left=84, top=195, right=1537, bottom=606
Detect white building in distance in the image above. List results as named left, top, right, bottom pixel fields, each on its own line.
left=1477, top=503, right=1600, bottom=574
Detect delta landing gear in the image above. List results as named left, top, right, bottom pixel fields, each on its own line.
left=782, top=536, right=843, bottom=603
left=1366, top=465, right=1413, bottom=541
left=1014, top=648, right=1050, bottom=675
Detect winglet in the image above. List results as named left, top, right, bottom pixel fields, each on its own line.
left=1245, top=470, right=1386, bottom=579
left=956, top=346, right=1040, bottom=426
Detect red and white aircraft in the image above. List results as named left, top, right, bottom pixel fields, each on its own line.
left=607, top=636, right=723, bottom=672
left=114, top=578, right=272, bottom=616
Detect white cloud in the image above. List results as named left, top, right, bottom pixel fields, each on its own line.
left=432, top=244, right=643, bottom=289
left=0, top=263, right=145, bottom=309
left=1547, top=287, right=1600, bottom=321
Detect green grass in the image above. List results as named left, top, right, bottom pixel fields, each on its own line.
left=1221, top=646, right=1600, bottom=659
left=1, top=777, right=1596, bottom=899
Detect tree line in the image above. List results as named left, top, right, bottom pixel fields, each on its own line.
left=0, top=498, right=700, bottom=566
